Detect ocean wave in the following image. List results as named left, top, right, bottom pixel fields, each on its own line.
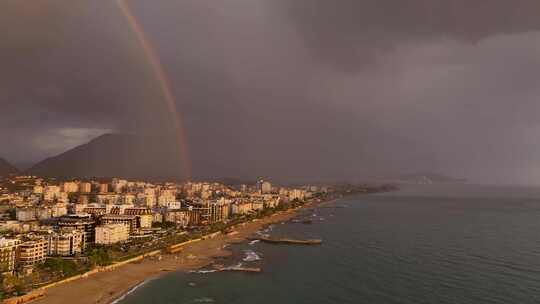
left=249, top=239, right=260, bottom=246
left=193, top=297, right=215, bottom=303
left=228, top=262, right=244, bottom=269
left=110, top=279, right=151, bottom=304
left=243, top=250, right=262, bottom=262
left=257, top=225, right=274, bottom=235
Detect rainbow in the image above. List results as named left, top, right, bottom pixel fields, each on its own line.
left=116, top=0, right=191, bottom=180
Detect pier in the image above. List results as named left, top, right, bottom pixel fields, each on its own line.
left=217, top=267, right=262, bottom=273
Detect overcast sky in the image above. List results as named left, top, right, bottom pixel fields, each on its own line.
left=1, top=0, right=540, bottom=184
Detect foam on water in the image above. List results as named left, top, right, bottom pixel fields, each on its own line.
left=110, top=279, right=152, bottom=304
left=243, top=250, right=262, bottom=262
left=192, top=297, right=215, bottom=303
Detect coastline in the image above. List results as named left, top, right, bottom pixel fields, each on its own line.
left=31, top=202, right=320, bottom=304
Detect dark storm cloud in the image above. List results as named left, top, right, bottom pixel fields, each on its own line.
left=2, top=0, right=540, bottom=184
left=0, top=1, right=171, bottom=129
left=276, top=0, right=540, bottom=71
left=0, top=1, right=176, bottom=161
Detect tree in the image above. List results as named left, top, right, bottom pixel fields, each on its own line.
left=2, top=274, right=25, bottom=295
left=87, top=247, right=112, bottom=267
left=41, top=258, right=79, bottom=277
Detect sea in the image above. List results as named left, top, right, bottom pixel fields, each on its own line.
left=118, top=184, right=540, bottom=304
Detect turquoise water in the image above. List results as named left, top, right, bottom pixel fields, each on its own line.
left=119, top=184, right=540, bottom=304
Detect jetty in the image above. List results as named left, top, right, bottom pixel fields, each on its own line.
left=217, top=267, right=262, bottom=273
left=250, top=237, right=322, bottom=245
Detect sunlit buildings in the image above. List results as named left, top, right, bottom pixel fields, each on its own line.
left=100, top=214, right=138, bottom=233
left=112, top=178, right=128, bottom=193
left=80, top=182, right=92, bottom=193
left=231, top=202, right=253, bottom=215
left=124, top=208, right=153, bottom=229
left=99, top=183, right=109, bottom=193
left=261, top=181, right=272, bottom=194
left=58, top=214, right=96, bottom=245
left=43, top=186, right=61, bottom=201
left=0, top=238, right=20, bottom=274
left=18, top=240, right=48, bottom=267
left=62, top=182, right=79, bottom=193
left=47, top=230, right=84, bottom=256
left=95, top=224, right=129, bottom=245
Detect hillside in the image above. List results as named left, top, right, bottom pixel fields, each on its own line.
left=393, top=172, right=466, bottom=184
left=27, top=134, right=187, bottom=180
left=0, top=158, right=20, bottom=177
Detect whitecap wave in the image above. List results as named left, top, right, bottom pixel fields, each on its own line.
left=243, top=250, right=262, bottom=262
left=193, top=297, right=215, bottom=303
left=110, top=279, right=151, bottom=304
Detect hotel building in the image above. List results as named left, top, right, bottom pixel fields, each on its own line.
left=95, top=224, right=130, bottom=245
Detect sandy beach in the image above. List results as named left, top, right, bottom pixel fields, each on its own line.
left=32, top=207, right=308, bottom=304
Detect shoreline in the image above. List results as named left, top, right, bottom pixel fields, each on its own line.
left=31, top=201, right=322, bottom=304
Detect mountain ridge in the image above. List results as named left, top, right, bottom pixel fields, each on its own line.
left=26, top=133, right=188, bottom=181
left=0, top=158, right=20, bottom=177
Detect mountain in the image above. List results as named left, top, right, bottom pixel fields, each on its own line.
left=0, top=158, right=20, bottom=177
left=27, top=133, right=188, bottom=180
left=392, top=172, right=466, bottom=184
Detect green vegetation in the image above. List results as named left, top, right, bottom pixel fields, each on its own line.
left=1, top=274, right=26, bottom=296
left=39, top=258, right=81, bottom=277
left=7, top=208, right=16, bottom=220
left=152, top=221, right=176, bottom=229
left=87, top=246, right=112, bottom=266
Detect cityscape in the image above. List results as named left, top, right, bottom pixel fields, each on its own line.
left=0, top=174, right=391, bottom=302
left=2, top=0, right=540, bottom=303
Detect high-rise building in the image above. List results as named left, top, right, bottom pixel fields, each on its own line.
left=209, top=198, right=231, bottom=223
left=43, top=186, right=61, bottom=201
left=58, top=214, right=96, bottom=246
left=16, top=208, right=37, bottom=222
left=256, top=178, right=272, bottom=193
left=112, top=179, right=128, bottom=193
left=18, top=240, right=48, bottom=267
left=80, top=182, right=92, bottom=193
left=261, top=181, right=272, bottom=194
left=288, top=189, right=306, bottom=201
left=256, top=178, right=264, bottom=192
left=0, top=238, right=20, bottom=274
left=62, top=182, right=79, bottom=193
left=123, top=208, right=153, bottom=229
left=99, top=183, right=109, bottom=193
left=33, top=185, right=43, bottom=194
left=95, top=224, right=130, bottom=245
left=51, top=204, right=68, bottom=217
left=100, top=215, right=138, bottom=233
left=47, top=230, right=84, bottom=256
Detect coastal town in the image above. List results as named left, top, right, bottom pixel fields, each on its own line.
left=0, top=174, right=393, bottom=302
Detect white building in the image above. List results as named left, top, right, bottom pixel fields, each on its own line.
left=47, top=230, right=84, bottom=256
left=112, top=179, right=128, bottom=193
left=95, top=224, right=130, bottom=245
left=0, top=238, right=21, bottom=274
left=261, top=181, right=272, bottom=194
left=62, top=182, right=79, bottom=193
left=43, top=186, right=61, bottom=201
